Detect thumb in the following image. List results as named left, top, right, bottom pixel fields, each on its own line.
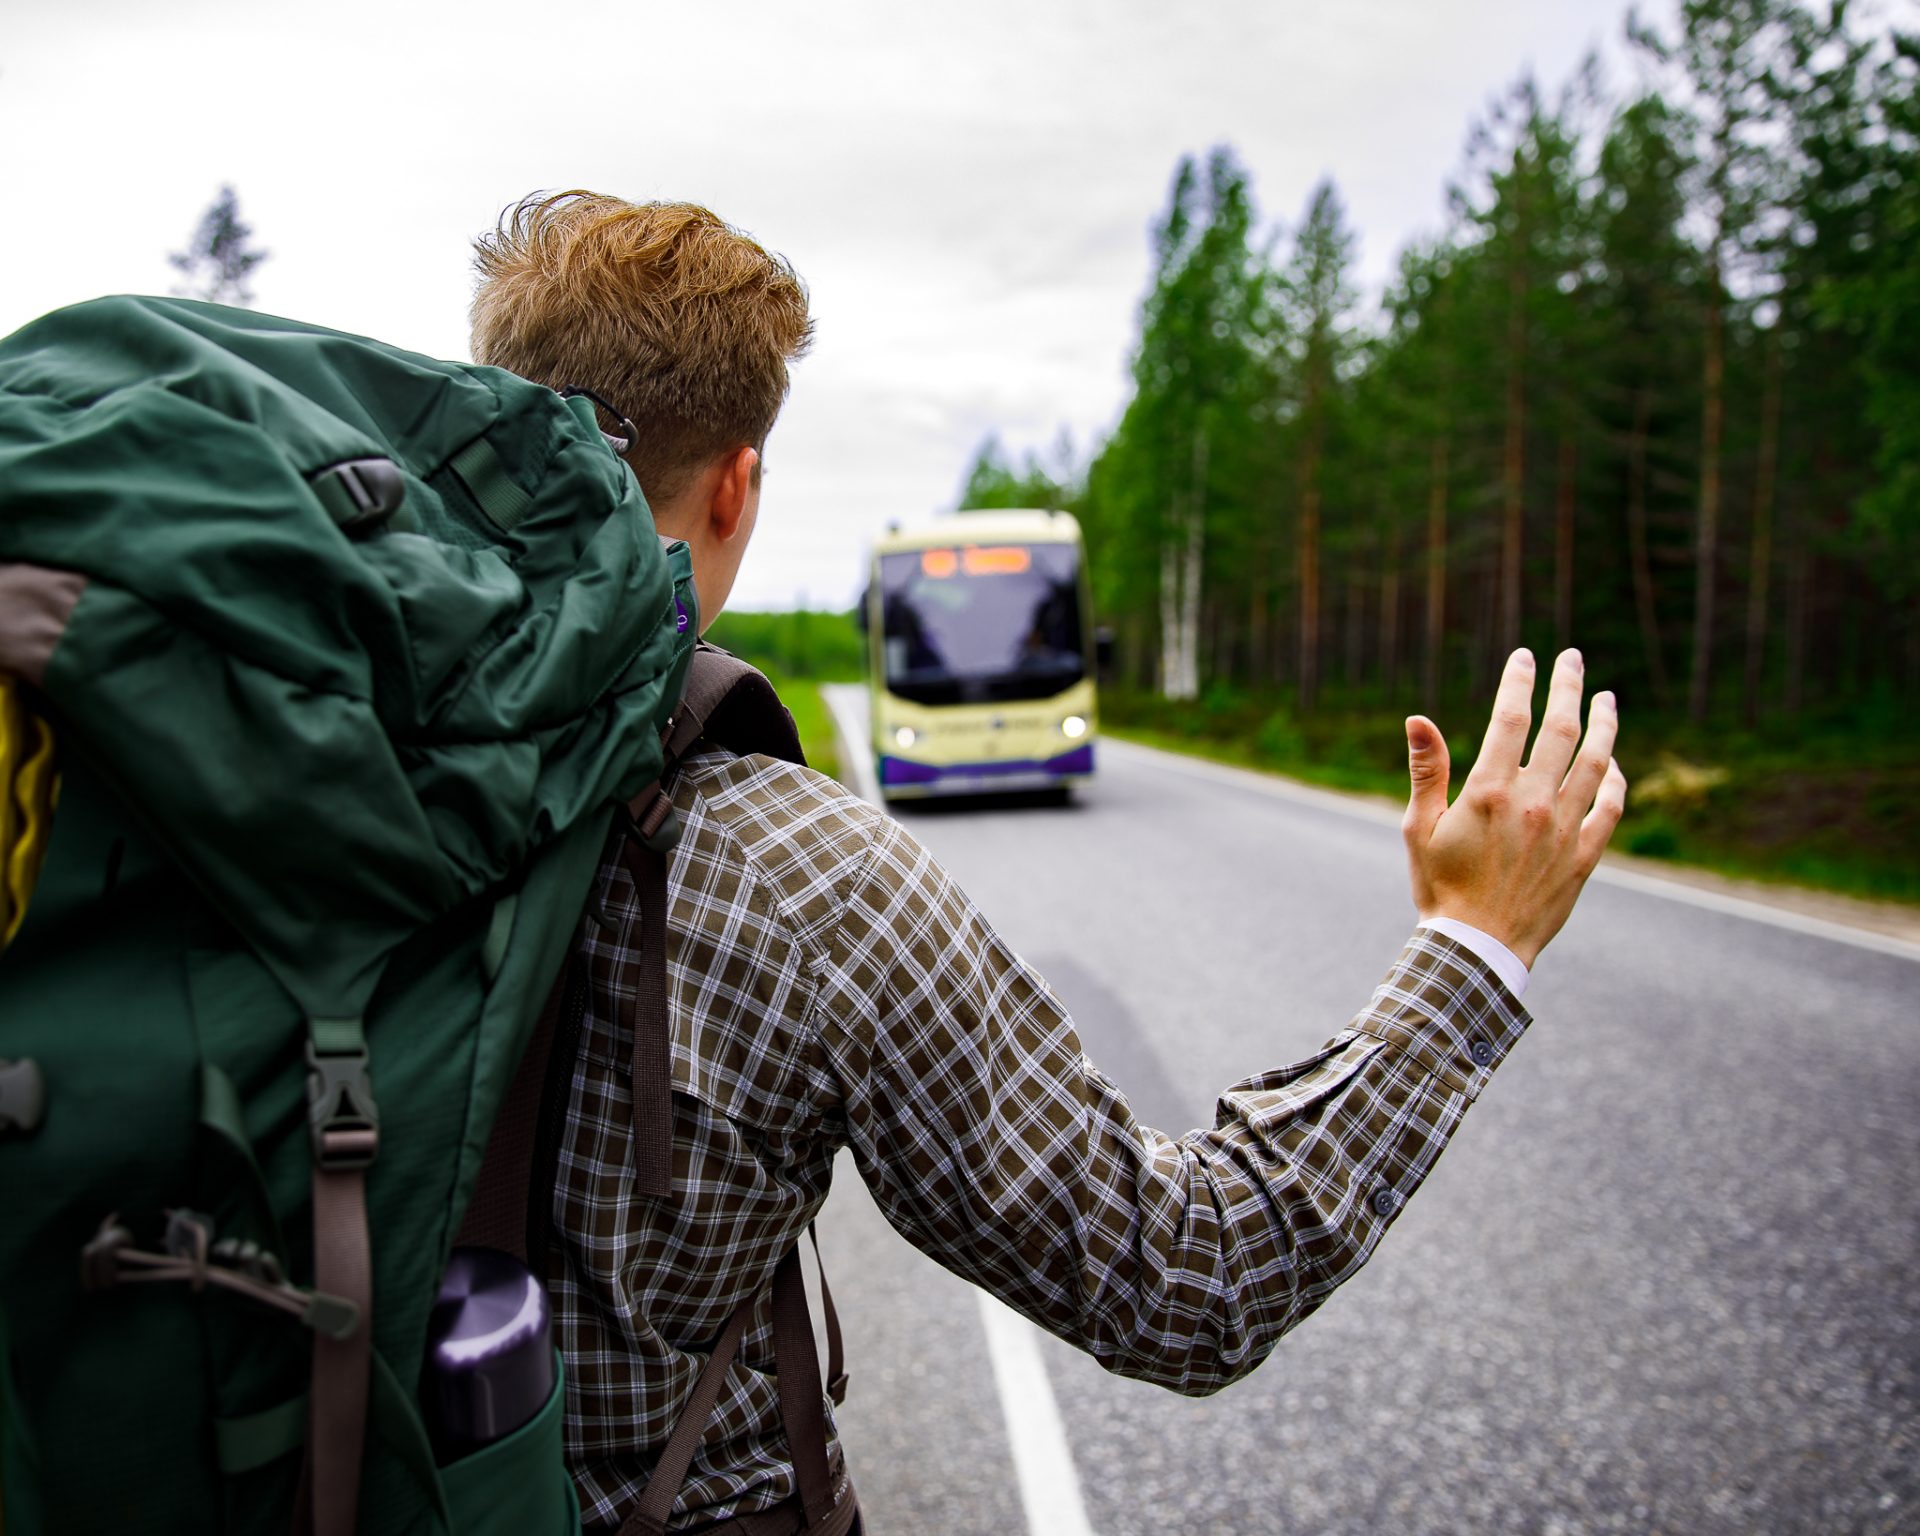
left=1403, top=715, right=1451, bottom=845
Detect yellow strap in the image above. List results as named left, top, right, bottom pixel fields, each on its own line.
left=0, top=676, right=59, bottom=950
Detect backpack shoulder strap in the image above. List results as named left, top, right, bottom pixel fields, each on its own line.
left=665, top=643, right=805, bottom=769
left=460, top=644, right=807, bottom=1244
left=626, top=643, right=804, bottom=861
left=453, top=958, right=576, bottom=1265
left=462, top=643, right=853, bottom=1530
left=612, top=645, right=806, bottom=1200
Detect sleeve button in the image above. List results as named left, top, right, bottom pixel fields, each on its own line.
left=1371, top=1187, right=1399, bottom=1217
left=1469, top=1038, right=1495, bottom=1066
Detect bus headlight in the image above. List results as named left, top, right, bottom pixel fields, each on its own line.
left=1060, top=715, right=1088, bottom=740
left=893, top=726, right=918, bottom=750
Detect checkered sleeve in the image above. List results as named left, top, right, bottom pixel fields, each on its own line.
left=815, top=818, right=1532, bottom=1397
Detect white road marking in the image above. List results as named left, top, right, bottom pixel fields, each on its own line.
left=1101, top=735, right=1405, bottom=827
left=1103, top=737, right=1920, bottom=966
left=820, top=682, right=1098, bottom=1536
left=976, top=1291, right=1099, bottom=1536
left=819, top=685, right=1912, bottom=1533
left=1580, top=861, right=1920, bottom=963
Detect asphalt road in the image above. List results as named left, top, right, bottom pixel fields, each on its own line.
left=814, top=690, right=1920, bottom=1536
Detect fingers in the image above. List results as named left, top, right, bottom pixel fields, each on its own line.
left=1560, top=690, right=1618, bottom=810
left=1468, top=648, right=1537, bottom=787
left=1577, top=757, right=1629, bottom=867
left=1526, top=649, right=1587, bottom=782
left=1402, top=715, right=1452, bottom=846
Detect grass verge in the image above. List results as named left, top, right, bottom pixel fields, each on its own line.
left=758, top=670, right=842, bottom=785
left=1105, top=689, right=1920, bottom=907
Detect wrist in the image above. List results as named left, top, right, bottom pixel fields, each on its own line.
left=1420, top=907, right=1535, bottom=965
left=1418, top=914, right=1534, bottom=999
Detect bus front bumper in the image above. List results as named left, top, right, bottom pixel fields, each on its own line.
left=877, top=744, right=1094, bottom=798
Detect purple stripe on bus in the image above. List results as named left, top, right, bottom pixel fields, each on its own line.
left=878, top=744, right=1094, bottom=786
left=879, top=756, right=943, bottom=786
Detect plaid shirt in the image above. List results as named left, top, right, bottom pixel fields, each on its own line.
left=550, top=749, right=1531, bottom=1528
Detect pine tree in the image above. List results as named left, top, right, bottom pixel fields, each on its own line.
left=1633, top=0, right=1800, bottom=721
left=1789, top=18, right=1920, bottom=699
left=957, top=434, right=1065, bottom=510
left=1027, top=35, right=1915, bottom=730
left=1591, top=94, right=1700, bottom=709
left=169, top=185, right=268, bottom=307
left=1452, top=75, right=1591, bottom=672
left=1101, top=148, right=1268, bottom=700
left=1274, top=181, right=1359, bottom=712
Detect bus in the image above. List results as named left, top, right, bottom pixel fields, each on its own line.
left=863, top=508, right=1098, bottom=801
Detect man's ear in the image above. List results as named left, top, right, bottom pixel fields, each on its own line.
left=708, top=445, right=760, bottom=542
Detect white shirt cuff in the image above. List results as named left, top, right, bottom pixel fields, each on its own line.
left=1418, top=918, right=1530, bottom=1001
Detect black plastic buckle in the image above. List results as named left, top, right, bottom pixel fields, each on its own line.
left=310, top=457, right=407, bottom=535
left=639, top=801, right=681, bottom=854
left=305, top=1042, right=379, bottom=1170
left=620, top=789, right=683, bottom=855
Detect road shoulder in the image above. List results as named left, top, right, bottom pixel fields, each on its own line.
left=1100, top=734, right=1920, bottom=954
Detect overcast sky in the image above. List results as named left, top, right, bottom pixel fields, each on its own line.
left=5, top=0, right=1681, bottom=609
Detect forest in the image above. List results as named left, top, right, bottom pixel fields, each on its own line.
left=958, top=0, right=1920, bottom=899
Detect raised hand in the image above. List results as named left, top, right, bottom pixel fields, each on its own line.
left=1401, top=648, right=1628, bottom=969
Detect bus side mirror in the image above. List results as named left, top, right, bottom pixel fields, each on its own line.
left=854, top=584, right=870, bottom=633
left=1094, top=626, right=1115, bottom=681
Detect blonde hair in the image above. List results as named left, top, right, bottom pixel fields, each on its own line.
left=470, top=191, right=813, bottom=503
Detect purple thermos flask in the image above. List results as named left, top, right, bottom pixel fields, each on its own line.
left=421, top=1247, right=556, bottom=1461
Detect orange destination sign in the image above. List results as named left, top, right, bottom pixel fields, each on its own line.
left=919, top=546, right=1033, bottom=578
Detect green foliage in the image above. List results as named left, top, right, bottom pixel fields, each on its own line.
left=1627, top=818, right=1683, bottom=858
left=1106, top=688, right=1920, bottom=902
left=704, top=609, right=865, bottom=682
left=763, top=674, right=842, bottom=784
left=1254, top=709, right=1307, bottom=762
left=1818, top=33, right=1920, bottom=601
left=964, top=1, right=1920, bottom=896
left=169, top=185, right=268, bottom=307
left=957, top=432, right=1071, bottom=510
left=695, top=614, right=855, bottom=780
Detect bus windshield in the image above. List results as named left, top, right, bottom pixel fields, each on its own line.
left=878, top=542, right=1084, bottom=705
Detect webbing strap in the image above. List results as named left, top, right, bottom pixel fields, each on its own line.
left=808, top=1226, right=846, bottom=1406
left=612, top=1245, right=841, bottom=1536
left=617, top=1294, right=756, bottom=1536
left=598, top=651, right=838, bottom=1534
left=770, top=1249, right=834, bottom=1527
left=608, top=644, right=806, bottom=1203
left=448, top=435, right=534, bottom=532
left=457, top=960, right=575, bottom=1264
left=616, top=827, right=674, bottom=1199
left=310, top=1165, right=371, bottom=1536
left=228, top=1358, right=448, bottom=1523
left=216, top=1393, right=308, bottom=1475
left=304, top=1014, right=376, bottom=1536
left=673, top=646, right=806, bottom=768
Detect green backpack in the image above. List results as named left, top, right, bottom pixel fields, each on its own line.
left=0, top=296, right=699, bottom=1534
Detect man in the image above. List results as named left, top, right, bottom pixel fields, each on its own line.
left=469, top=190, right=1628, bottom=1533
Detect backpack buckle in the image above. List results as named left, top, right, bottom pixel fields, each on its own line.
left=310, top=457, right=407, bottom=535
left=639, top=800, right=681, bottom=854
left=305, top=1042, right=379, bottom=1170
left=623, top=784, right=683, bottom=854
